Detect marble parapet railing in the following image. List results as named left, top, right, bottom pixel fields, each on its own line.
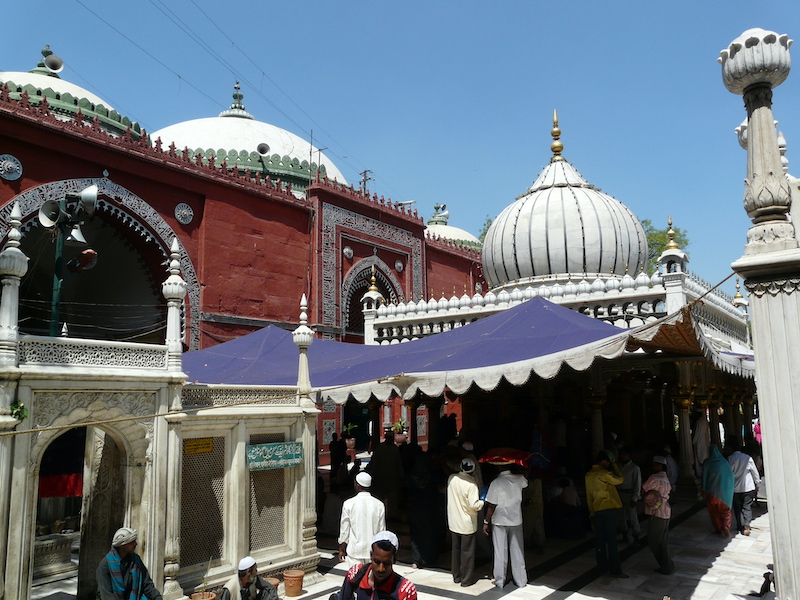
left=182, top=385, right=299, bottom=408
left=18, top=335, right=169, bottom=369
left=369, top=271, right=748, bottom=345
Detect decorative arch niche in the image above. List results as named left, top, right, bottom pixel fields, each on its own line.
left=0, top=178, right=201, bottom=349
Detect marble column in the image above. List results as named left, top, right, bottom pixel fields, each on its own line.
left=721, top=28, right=800, bottom=599
left=588, top=395, right=605, bottom=458
left=0, top=203, right=28, bottom=599
left=673, top=395, right=695, bottom=480
left=709, top=401, right=722, bottom=449
left=408, top=402, right=419, bottom=446
left=742, top=394, right=756, bottom=446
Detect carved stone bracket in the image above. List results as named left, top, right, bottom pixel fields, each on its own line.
left=745, top=277, right=800, bottom=297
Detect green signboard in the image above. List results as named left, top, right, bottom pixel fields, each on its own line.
left=246, top=442, right=303, bottom=471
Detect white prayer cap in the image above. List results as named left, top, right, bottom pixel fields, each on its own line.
left=652, top=456, right=667, bottom=466
left=461, top=441, right=474, bottom=452
left=238, top=556, right=256, bottom=571
left=371, top=530, right=399, bottom=551
left=355, top=471, right=372, bottom=488
left=112, top=527, right=137, bottom=547
left=460, top=457, right=477, bottom=474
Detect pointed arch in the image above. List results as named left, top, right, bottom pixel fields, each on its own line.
left=0, top=178, right=201, bottom=350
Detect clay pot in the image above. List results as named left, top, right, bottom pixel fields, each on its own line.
left=283, top=570, right=305, bottom=597
left=190, top=593, right=216, bottom=600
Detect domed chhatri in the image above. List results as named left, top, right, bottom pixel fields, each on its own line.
left=719, top=28, right=792, bottom=95
left=481, top=113, right=647, bottom=290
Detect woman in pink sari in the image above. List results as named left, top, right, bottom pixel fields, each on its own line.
left=702, top=445, right=734, bottom=536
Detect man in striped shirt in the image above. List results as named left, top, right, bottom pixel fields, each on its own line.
left=642, top=456, right=674, bottom=575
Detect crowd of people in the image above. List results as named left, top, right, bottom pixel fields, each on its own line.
left=319, top=411, right=765, bottom=589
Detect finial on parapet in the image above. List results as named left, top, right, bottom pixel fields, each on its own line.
left=665, top=215, right=680, bottom=250
left=369, top=265, right=378, bottom=292
left=551, top=110, right=564, bottom=162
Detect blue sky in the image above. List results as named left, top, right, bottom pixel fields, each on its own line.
left=5, top=1, right=800, bottom=295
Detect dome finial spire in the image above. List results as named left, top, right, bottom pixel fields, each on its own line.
left=550, top=110, right=564, bottom=162
left=665, top=215, right=680, bottom=250
left=218, top=81, right=254, bottom=119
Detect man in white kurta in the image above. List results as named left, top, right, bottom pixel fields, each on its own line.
left=447, top=457, right=484, bottom=586
left=338, top=472, right=386, bottom=567
left=482, top=466, right=528, bottom=589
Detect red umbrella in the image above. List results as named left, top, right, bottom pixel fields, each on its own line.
left=478, top=447, right=532, bottom=467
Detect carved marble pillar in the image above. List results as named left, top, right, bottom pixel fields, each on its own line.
left=4, top=426, right=34, bottom=600
left=367, top=400, right=382, bottom=449
left=672, top=393, right=696, bottom=481
left=709, top=399, right=722, bottom=449
left=407, top=401, right=419, bottom=446
left=0, top=204, right=28, bottom=597
left=423, top=398, right=443, bottom=452
left=742, top=393, right=757, bottom=446
left=0, top=203, right=28, bottom=368
left=162, top=239, right=187, bottom=373
left=721, top=394, right=736, bottom=449
left=162, top=414, right=184, bottom=600
left=588, top=395, right=605, bottom=458
left=721, top=28, right=800, bottom=598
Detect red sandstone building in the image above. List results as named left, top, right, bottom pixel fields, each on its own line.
left=0, top=48, right=481, bottom=452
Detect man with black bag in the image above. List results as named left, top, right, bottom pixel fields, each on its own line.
left=331, top=531, right=417, bottom=600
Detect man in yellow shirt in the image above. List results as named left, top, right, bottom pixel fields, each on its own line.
left=585, top=450, right=628, bottom=578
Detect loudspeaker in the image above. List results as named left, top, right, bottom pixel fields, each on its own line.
left=38, top=200, right=68, bottom=228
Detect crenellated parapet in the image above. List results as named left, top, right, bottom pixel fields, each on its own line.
left=424, top=232, right=482, bottom=258
left=366, top=270, right=748, bottom=345
left=308, top=175, right=424, bottom=223
left=0, top=84, right=309, bottom=206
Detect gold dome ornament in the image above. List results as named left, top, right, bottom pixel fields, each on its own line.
left=550, top=109, right=564, bottom=161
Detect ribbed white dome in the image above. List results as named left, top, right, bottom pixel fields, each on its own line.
left=482, top=157, right=647, bottom=289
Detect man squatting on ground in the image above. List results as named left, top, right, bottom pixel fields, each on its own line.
left=97, top=527, right=163, bottom=600
left=336, top=531, right=417, bottom=600
left=219, top=556, right=278, bottom=600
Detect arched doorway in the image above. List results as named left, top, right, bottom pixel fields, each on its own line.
left=342, top=262, right=400, bottom=342
left=1, top=177, right=202, bottom=349
left=33, top=427, right=126, bottom=600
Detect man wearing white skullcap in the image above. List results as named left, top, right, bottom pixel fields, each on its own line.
left=337, top=530, right=417, bottom=600
left=220, top=556, right=277, bottom=600
left=338, top=469, right=386, bottom=567
left=97, top=527, right=163, bottom=600
left=446, top=457, right=484, bottom=586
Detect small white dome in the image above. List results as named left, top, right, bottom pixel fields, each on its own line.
left=425, top=204, right=480, bottom=246
left=0, top=70, right=113, bottom=110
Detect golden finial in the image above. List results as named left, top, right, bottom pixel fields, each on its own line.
left=665, top=215, right=679, bottom=250
left=368, top=265, right=378, bottom=292
left=734, top=276, right=744, bottom=301
left=551, top=109, right=564, bottom=161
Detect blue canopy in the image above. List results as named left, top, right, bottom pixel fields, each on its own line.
left=183, top=297, right=632, bottom=402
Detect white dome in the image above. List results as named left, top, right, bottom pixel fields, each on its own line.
left=426, top=223, right=480, bottom=245
left=482, top=149, right=647, bottom=289
left=0, top=70, right=113, bottom=110
left=152, top=87, right=347, bottom=184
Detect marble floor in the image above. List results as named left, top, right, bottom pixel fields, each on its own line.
left=32, top=499, right=775, bottom=600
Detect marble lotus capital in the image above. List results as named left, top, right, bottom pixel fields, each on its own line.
left=720, top=28, right=792, bottom=95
